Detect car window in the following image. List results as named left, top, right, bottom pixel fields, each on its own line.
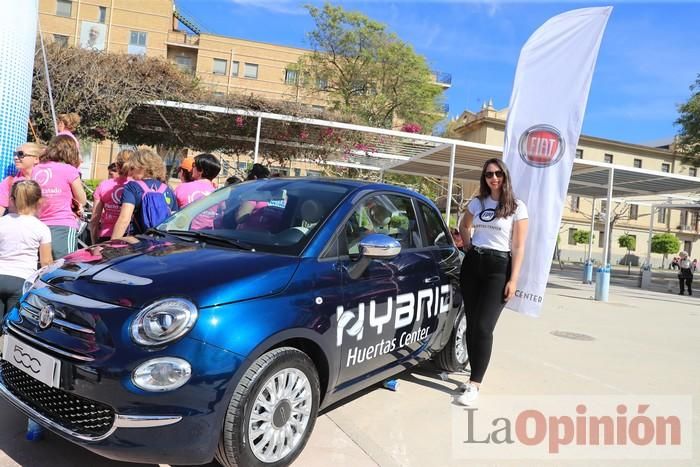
left=159, top=179, right=350, bottom=255
left=341, top=194, right=421, bottom=256
left=419, top=201, right=452, bottom=247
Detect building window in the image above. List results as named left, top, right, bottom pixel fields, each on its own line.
left=575, top=149, right=583, bottom=159
left=284, top=69, right=298, bottom=85
left=604, top=153, right=613, bottom=164
left=98, top=6, right=107, bottom=23
left=680, top=210, right=689, bottom=227
left=213, top=58, right=227, bottom=75
left=244, top=63, right=258, bottom=79
left=633, top=159, right=642, bottom=168
left=600, top=200, right=607, bottom=215
left=294, top=168, right=301, bottom=177
left=53, top=34, right=69, bottom=48
left=683, top=241, right=692, bottom=256
left=690, top=167, right=697, bottom=177
left=306, top=170, right=321, bottom=177
left=657, top=207, right=667, bottom=224
left=629, top=204, right=638, bottom=220
left=56, top=0, right=72, bottom=17
left=231, top=61, right=239, bottom=77
left=567, top=228, right=578, bottom=246
left=317, top=78, right=328, bottom=91
left=661, top=163, right=670, bottom=173
left=598, top=231, right=605, bottom=248
left=570, top=196, right=580, bottom=211
left=128, top=31, right=147, bottom=55
left=174, top=55, right=194, bottom=74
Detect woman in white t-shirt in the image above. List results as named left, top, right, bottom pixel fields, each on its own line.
left=456, top=158, right=529, bottom=406
left=0, top=180, right=53, bottom=316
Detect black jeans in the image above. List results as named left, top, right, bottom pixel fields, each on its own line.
left=459, top=249, right=511, bottom=384
left=0, top=275, right=25, bottom=317
left=678, top=275, right=693, bottom=295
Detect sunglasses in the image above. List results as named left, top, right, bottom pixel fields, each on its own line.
left=485, top=170, right=504, bottom=179
left=14, top=151, right=38, bottom=160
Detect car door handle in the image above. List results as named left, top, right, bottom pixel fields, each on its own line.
left=424, top=276, right=440, bottom=284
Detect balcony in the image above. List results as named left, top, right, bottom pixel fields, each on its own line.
left=432, top=71, right=452, bottom=88
left=167, top=31, right=199, bottom=48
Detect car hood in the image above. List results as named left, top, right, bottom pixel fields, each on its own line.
left=40, top=237, right=301, bottom=309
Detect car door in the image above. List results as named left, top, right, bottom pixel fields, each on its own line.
left=333, top=193, right=440, bottom=387
left=416, top=200, right=463, bottom=353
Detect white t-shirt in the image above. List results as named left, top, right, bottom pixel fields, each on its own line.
left=467, top=196, right=528, bottom=252
left=0, top=214, right=52, bottom=279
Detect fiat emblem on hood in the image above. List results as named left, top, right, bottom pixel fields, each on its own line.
left=38, top=305, right=55, bottom=330
left=518, top=124, right=565, bottom=168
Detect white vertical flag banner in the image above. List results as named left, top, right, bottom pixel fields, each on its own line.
left=0, top=1, right=38, bottom=179
left=503, top=7, right=612, bottom=316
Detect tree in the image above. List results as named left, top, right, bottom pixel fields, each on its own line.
left=675, top=73, right=700, bottom=167
left=651, top=233, right=681, bottom=269
left=572, top=229, right=592, bottom=260
left=296, top=3, right=443, bottom=131
left=618, top=233, right=637, bottom=275
left=31, top=43, right=198, bottom=143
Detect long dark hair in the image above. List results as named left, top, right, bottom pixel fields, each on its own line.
left=478, top=158, right=517, bottom=218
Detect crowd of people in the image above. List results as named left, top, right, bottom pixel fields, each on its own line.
left=0, top=111, right=270, bottom=315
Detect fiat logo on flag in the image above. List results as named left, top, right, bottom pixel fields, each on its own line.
left=518, top=125, right=565, bottom=168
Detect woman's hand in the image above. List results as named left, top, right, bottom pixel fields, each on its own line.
left=503, top=280, right=517, bottom=301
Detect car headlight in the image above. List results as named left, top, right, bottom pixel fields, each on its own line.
left=132, top=357, right=191, bottom=392
left=130, top=298, right=198, bottom=346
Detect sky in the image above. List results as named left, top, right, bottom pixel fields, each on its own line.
left=176, top=0, right=700, bottom=145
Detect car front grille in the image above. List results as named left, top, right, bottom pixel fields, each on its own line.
left=0, top=361, right=115, bottom=437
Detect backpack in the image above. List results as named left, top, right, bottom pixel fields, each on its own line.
left=134, top=180, right=171, bottom=232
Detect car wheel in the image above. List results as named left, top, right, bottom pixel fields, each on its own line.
left=435, top=308, right=468, bottom=372
left=215, top=347, right=320, bottom=467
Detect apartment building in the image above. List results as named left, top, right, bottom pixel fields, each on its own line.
left=38, top=0, right=451, bottom=181
left=454, top=103, right=699, bottom=264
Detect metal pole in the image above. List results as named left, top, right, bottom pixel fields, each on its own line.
left=588, top=198, right=596, bottom=262
left=253, top=116, right=262, bottom=164
left=602, top=167, right=615, bottom=266
left=646, top=204, right=654, bottom=266
left=444, top=144, right=456, bottom=224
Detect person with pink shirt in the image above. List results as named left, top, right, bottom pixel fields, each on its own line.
left=90, top=149, right=134, bottom=243
left=32, top=135, right=88, bottom=259
left=56, top=112, right=81, bottom=154
left=0, top=142, right=45, bottom=216
left=174, top=153, right=221, bottom=230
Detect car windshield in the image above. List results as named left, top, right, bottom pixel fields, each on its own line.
left=158, top=179, right=351, bottom=255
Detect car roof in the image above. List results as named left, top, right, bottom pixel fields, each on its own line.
left=256, top=177, right=436, bottom=206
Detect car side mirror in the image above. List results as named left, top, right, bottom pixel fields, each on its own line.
left=348, top=234, right=401, bottom=280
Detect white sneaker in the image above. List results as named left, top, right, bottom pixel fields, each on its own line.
left=456, top=383, right=479, bottom=406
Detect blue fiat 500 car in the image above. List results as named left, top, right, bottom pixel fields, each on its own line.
left=0, top=178, right=466, bottom=466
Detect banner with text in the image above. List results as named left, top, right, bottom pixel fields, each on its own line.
left=503, top=7, right=612, bottom=316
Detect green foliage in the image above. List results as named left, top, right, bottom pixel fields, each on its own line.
left=675, top=73, right=700, bottom=167
left=83, top=178, right=101, bottom=202
left=618, top=234, right=636, bottom=251
left=650, top=233, right=681, bottom=255
left=572, top=230, right=591, bottom=245
left=297, top=3, right=443, bottom=130
left=389, top=214, right=409, bottom=230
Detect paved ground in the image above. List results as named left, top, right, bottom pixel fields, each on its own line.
left=0, top=267, right=697, bottom=467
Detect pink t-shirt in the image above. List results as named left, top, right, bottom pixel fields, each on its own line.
left=94, top=176, right=130, bottom=238
left=0, top=173, right=27, bottom=210
left=32, top=161, right=81, bottom=228
left=175, top=179, right=217, bottom=230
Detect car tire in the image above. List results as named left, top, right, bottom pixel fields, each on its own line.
left=215, top=347, right=320, bottom=467
left=435, top=308, right=468, bottom=373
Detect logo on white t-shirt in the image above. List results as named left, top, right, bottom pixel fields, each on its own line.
left=33, top=168, right=52, bottom=187
left=479, top=209, right=496, bottom=222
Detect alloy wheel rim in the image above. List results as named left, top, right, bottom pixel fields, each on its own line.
left=455, top=314, right=468, bottom=364
left=248, top=368, right=312, bottom=463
